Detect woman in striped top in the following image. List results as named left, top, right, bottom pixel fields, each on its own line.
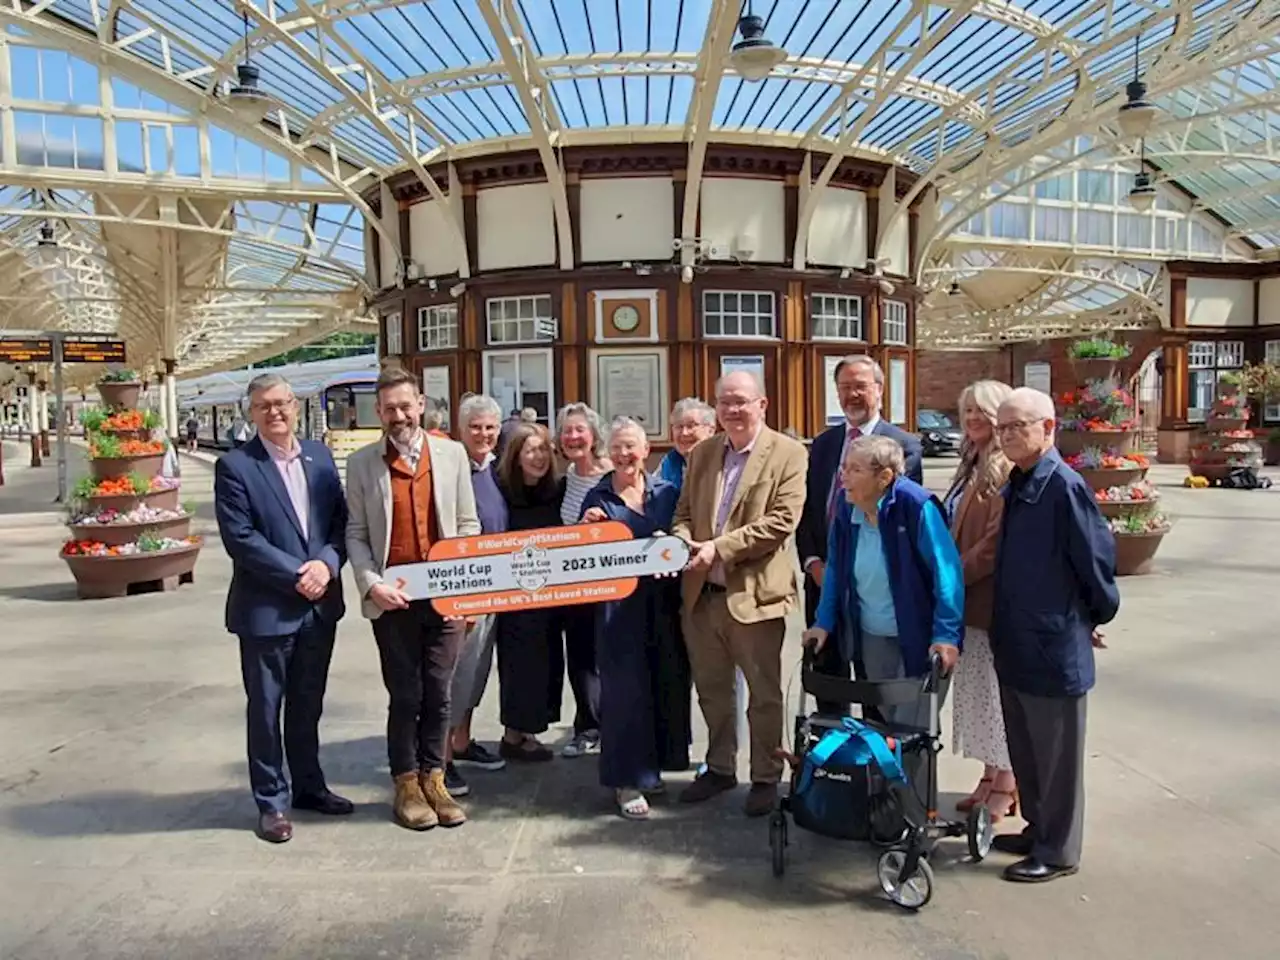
left=555, top=402, right=612, bottom=757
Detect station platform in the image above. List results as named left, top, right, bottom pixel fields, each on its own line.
left=1, top=456, right=1278, bottom=959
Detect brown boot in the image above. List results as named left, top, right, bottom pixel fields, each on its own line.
left=420, top=768, right=467, bottom=827
left=393, top=772, right=438, bottom=830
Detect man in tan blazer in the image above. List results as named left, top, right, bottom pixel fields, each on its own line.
left=672, top=370, right=807, bottom=817
left=346, top=367, right=480, bottom=832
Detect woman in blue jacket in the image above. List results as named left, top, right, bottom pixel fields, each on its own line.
left=802, top=435, right=964, bottom=729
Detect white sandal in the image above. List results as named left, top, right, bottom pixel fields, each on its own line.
left=617, top=789, right=650, bottom=820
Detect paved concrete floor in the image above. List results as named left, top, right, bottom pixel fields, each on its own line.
left=2, top=450, right=1279, bottom=959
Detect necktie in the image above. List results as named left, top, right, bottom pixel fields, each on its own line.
left=827, top=426, right=862, bottom=523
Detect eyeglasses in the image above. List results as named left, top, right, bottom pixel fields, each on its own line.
left=716, top=397, right=762, bottom=411
left=995, top=419, right=1043, bottom=435
left=251, top=400, right=294, bottom=413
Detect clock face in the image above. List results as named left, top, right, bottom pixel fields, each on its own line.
left=611, top=304, right=641, bottom=333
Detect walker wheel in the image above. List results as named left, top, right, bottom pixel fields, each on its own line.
left=876, top=849, right=934, bottom=910
left=769, top=811, right=788, bottom=878
left=967, top=804, right=994, bottom=861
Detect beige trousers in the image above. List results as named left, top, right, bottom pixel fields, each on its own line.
left=684, top=590, right=786, bottom=784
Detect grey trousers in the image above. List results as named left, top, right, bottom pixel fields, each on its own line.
left=449, top=614, right=497, bottom=725
left=859, top=632, right=950, bottom=731
left=1000, top=685, right=1087, bottom=868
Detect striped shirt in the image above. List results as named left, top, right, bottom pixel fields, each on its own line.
left=561, top=465, right=602, bottom=525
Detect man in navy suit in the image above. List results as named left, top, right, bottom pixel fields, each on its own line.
left=214, top=372, right=353, bottom=843
left=796, top=355, right=923, bottom=707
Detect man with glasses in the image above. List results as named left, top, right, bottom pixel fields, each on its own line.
left=214, top=373, right=353, bottom=843
left=797, top=355, right=923, bottom=708
left=989, top=387, right=1118, bottom=884
left=672, top=371, right=807, bottom=817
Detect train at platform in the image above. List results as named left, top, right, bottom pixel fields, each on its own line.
left=175, top=355, right=382, bottom=475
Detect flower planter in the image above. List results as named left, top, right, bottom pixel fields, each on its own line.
left=1097, top=499, right=1158, bottom=518
left=1076, top=466, right=1145, bottom=488
left=97, top=427, right=153, bottom=441
left=97, top=381, right=142, bottom=410
left=79, top=487, right=180, bottom=514
left=67, top=514, right=191, bottom=547
left=1055, top=429, right=1138, bottom=457
left=1114, top=531, right=1168, bottom=577
left=62, top=542, right=201, bottom=599
left=1070, top=358, right=1121, bottom=382
left=89, top=452, right=165, bottom=482
left=1206, top=416, right=1248, bottom=432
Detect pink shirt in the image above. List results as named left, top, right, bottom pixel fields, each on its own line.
left=709, top=426, right=763, bottom=586
left=262, top=436, right=309, bottom=541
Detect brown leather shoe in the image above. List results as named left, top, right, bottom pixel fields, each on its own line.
left=393, top=772, right=438, bottom=830
left=258, top=811, right=293, bottom=843
left=678, top=770, right=738, bottom=804
left=421, top=768, right=467, bottom=827
left=744, top=782, right=777, bottom=818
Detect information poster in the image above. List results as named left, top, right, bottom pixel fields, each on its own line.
left=596, top=353, right=661, bottom=435
left=889, top=357, right=908, bottom=424
left=823, top=355, right=844, bottom=426
left=1024, top=361, right=1052, bottom=395
left=719, top=355, right=765, bottom=387
left=422, top=365, right=450, bottom=431
left=384, top=522, right=691, bottom=618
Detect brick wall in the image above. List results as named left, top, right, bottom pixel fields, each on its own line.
left=917, top=332, right=1164, bottom=417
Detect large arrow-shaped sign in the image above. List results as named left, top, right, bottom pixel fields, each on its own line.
left=384, top=521, right=690, bottom=618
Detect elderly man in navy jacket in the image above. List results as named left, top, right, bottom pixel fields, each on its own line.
left=990, top=387, right=1119, bottom=883
left=797, top=355, right=923, bottom=707
left=215, top=372, right=352, bottom=843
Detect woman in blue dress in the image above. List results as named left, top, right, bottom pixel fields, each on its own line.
left=581, top=416, right=691, bottom=819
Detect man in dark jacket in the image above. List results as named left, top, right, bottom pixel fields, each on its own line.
left=990, top=387, right=1119, bottom=884
left=796, top=355, right=923, bottom=707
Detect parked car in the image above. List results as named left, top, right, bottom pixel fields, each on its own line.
left=917, top=409, right=962, bottom=457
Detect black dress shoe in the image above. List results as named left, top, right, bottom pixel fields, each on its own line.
left=992, top=833, right=1034, bottom=856
left=1002, top=857, right=1079, bottom=883
left=293, top=789, right=355, bottom=816
left=258, top=811, right=293, bottom=843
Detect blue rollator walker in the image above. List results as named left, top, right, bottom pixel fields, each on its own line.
left=768, top=650, right=994, bottom=910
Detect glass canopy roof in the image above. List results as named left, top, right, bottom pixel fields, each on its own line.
left=2, top=0, right=1277, bottom=361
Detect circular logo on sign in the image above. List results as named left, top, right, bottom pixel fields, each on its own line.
left=510, top=543, right=553, bottom=593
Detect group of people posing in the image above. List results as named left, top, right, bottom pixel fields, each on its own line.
left=214, top=354, right=1118, bottom=887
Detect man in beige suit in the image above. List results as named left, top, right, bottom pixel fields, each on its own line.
left=672, top=370, right=807, bottom=817
left=346, top=367, right=480, bottom=831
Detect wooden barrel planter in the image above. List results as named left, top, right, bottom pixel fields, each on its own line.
left=80, top=487, right=179, bottom=514
left=62, top=542, right=201, bottom=600
left=89, top=452, right=166, bottom=482
left=97, top=382, right=142, bottom=410
left=1069, top=358, right=1122, bottom=382
left=1055, top=429, right=1138, bottom=457
left=1114, top=531, right=1168, bottom=577
left=67, top=514, right=191, bottom=547
left=1097, top=499, right=1158, bottom=519
left=1075, top=466, right=1146, bottom=488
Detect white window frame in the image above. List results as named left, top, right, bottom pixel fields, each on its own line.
left=811, top=293, right=864, bottom=341
left=417, top=303, right=458, bottom=352
left=486, top=294, right=556, bottom=346
left=382, top=311, right=402, bottom=356
left=1187, top=339, right=1243, bottom=423
left=701, top=289, right=777, bottom=339
left=481, top=348, right=555, bottom=424
left=1266, top=341, right=1280, bottom=422
left=882, top=300, right=909, bottom=345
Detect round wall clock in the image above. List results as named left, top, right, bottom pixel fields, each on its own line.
left=611, top=304, right=641, bottom=333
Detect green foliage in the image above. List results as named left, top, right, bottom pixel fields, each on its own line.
left=79, top=408, right=106, bottom=432
left=98, top=369, right=140, bottom=383
left=1221, top=362, right=1280, bottom=399
left=142, top=409, right=161, bottom=430
left=1069, top=337, right=1132, bottom=360
left=255, top=331, right=376, bottom=367
left=182, top=499, right=196, bottom=516
left=90, top=432, right=122, bottom=459
left=72, top=476, right=97, bottom=501
left=128, top=472, right=150, bottom=494
left=137, top=532, right=164, bottom=552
